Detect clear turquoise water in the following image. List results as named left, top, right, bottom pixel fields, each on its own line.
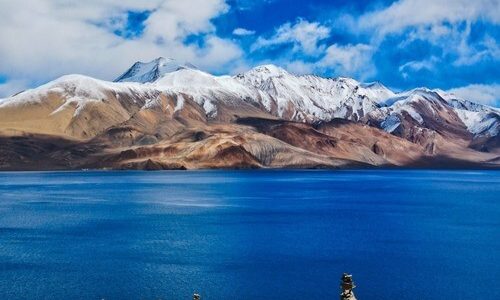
left=0, top=170, right=498, bottom=299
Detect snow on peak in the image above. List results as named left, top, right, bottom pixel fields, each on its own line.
left=335, top=76, right=361, bottom=86
left=433, top=89, right=500, bottom=136
left=154, top=68, right=221, bottom=88
left=236, top=64, right=290, bottom=82
left=251, top=64, right=289, bottom=75
left=234, top=66, right=398, bottom=121
left=114, top=57, right=197, bottom=83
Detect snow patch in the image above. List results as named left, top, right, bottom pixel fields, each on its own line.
left=174, top=95, right=185, bottom=112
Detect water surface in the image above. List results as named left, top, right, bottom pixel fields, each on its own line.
left=0, top=170, right=499, bottom=299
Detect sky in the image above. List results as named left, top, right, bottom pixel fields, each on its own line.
left=0, top=0, right=499, bottom=106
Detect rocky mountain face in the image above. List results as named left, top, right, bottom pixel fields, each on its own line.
left=0, top=57, right=498, bottom=170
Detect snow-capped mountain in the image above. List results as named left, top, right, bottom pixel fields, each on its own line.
left=115, top=61, right=399, bottom=123
left=438, top=91, right=500, bottom=137
left=233, top=66, right=499, bottom=140
left=0, top=57, right=498, bottom=170
left=366, top=88, right=500, bottom=141
left=0, top=74, right=165, bottom=138
left=151, top=68, right=268, bottom=117
left=122, top=62, right=399, bottom=122
left=115, top=57, right=197, bottom=83
left=235, top=65, right=395, bottom=121
left=2, top=58, right=498, bottom=140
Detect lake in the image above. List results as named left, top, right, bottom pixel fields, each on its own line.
left=0, top=170, right=498, bottom=299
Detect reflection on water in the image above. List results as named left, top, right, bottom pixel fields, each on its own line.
left=0, top=170, right=499, bottom=299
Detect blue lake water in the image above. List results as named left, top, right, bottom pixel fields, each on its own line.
left=0, top=170, right=499, bottom=299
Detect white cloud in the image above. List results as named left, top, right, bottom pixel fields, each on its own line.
left=453, top=30, right=500, bottom=66
left=284, top=61, right=315, bottom=75
left=0, top=0, right=241, bottom=96
left=233, top=28, right=256, bottom=36
left=347, top=0, right=500, bottom=78
left=399, top=56, right=439, bottom=78
left=399, top=58, right=437, bottom=73
left=252, top=19, right=330, bottom=55
left=248, top=18, right=376, bottom=79
left=358, top=0, right=499, bottom=36
left=318, top=43, right=375, bottom=79
left=447, top=84, right=500, bottom=106
left=143, top=0, right=229, bottom=42
left=194, top=36, right=243, bottom=68
left=392, top=22, right=500, bottom=71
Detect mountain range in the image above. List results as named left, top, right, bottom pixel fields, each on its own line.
left=0, top=57, right=498, bottom=170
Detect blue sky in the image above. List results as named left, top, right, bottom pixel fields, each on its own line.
left=0, top=0, right=498, bottom=106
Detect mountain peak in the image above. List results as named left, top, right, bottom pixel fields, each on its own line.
left=114, top=57, right=197, bottom=83
left=254, top=64, right=288, bottom=73
left=234, top=64, right=291, bottom=86
left=361, top=81, right=385, bottom=89
left=243, top=64, right=289, bottom=78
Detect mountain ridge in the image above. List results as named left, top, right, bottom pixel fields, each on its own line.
left=0, top=57, right=498, bottom=170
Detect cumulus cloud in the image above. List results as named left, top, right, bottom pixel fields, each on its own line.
left=358, top=0, right=499, bottom=36
left=247, top=1, right=498, bottom=83
left=396, top=21, right=500, bottom=68
left=142, top=0, right=229, bottom=41
left=233, top=28, right=256, bottom=36
left=251, top=19, right=330, bottom=55
left=0, top=0, right=241, bottom=96
left=284, top=61, right=315, bottom=75
left=357, top=1, right=500, bottom=64
left=248, top=17, right=378, bottom=79
left=343, top=0, right=500, bottom=85
left=319, top=44, right=375, bottom=79
left=447, top=84, right=500, bottom=106
left=453, top=30, right=500, bottom=66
